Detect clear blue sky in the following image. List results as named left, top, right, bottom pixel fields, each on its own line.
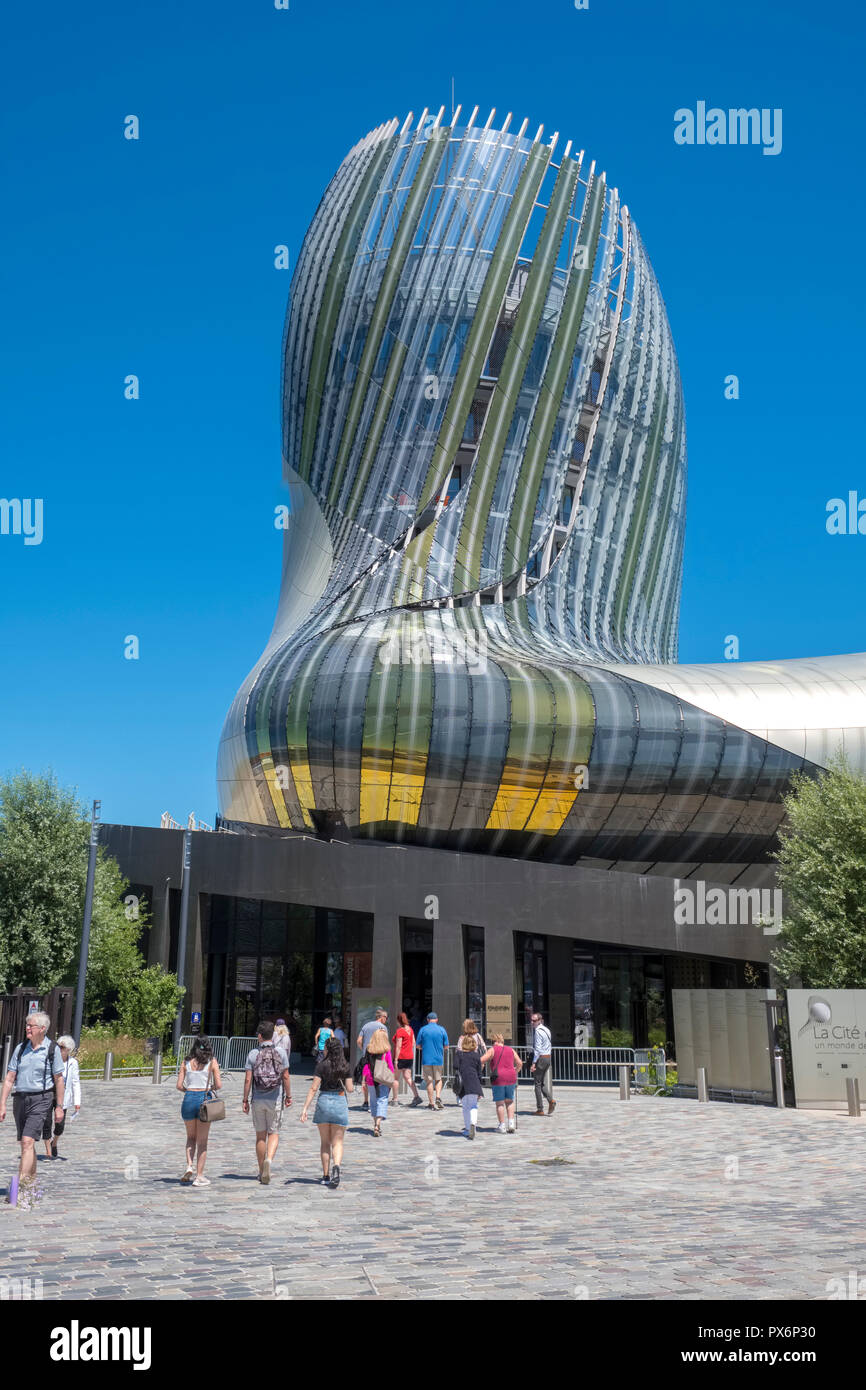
left=2, top=0, right=864, bottom=828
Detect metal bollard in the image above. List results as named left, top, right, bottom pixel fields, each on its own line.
left=152, top=1052, right=163, bottom=1085
left=1, top=1035, right=11, bottom=1078
left=846, top=1076, right=861, bottom=1117
left=773, top=1051, right=786, bottom=1108
left=697, top=1066, right=709, bottom=1103
left=618, top=1063, right=631, bottom=1100
left=103, top=1051, right=114, bottom=1081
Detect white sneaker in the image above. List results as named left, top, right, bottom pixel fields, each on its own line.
left=497, top=1122, right=507, bottom=1133
left=507, top=1122, right=516, bottom=1132
left=191, top=1176, right=210, bottom=1187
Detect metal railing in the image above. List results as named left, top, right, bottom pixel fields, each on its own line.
left=174, top=1036, right=263, bottom=1072
left=175, top=1035, right=229, bottom=1070
left=81, top=1036, right=667, bottom=1089
left=421, top=1044, right=666, bottom=1087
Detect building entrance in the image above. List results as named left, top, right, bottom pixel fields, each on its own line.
left=401, top=920, right=433, bottom=1031
left=203, top=895, right=372, bottom=1052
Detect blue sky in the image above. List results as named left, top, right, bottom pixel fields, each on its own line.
left=2, top=0, right=864, bottom=827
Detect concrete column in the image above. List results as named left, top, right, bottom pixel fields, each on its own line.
left=432, top=918, right=464, bottom=1043
left=484, top=925, right=517, bottom=1041
left=371, top=912, right=403, bottom=1030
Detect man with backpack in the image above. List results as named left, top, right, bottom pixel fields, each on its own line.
left=242, top=1021, right=291, bottom=1184
left=0, top=1011, right=65, bottom=1204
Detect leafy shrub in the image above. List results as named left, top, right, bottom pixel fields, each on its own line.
left=117, top=966, right=184, bottom=1044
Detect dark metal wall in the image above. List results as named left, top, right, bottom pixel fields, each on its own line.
left=101, top=823, right=775, bottom=1045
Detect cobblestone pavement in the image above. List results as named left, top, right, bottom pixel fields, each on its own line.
left=2, top=1077, right=865, bottom=1300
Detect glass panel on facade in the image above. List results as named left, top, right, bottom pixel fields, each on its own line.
left=204, top=895, right=372, bottom=1049
left=572, top=954, right=596, bottom=1046
left=464, top=925, right=485, bottom=1031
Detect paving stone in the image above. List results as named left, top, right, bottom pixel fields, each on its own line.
left=1, top=1079, right=864, bottom=1299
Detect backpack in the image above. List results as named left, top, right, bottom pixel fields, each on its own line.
left=251, top=1044, right=283, bottom=1091
left=14, top=1037, right=57, bottom=1091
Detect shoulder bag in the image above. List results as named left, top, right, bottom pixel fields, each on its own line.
left=450, top=1055, right=465, bottom=1098
left=197, top=1064, right=225, bottom=1122
left=373, top=1054, right=393, bottom=1085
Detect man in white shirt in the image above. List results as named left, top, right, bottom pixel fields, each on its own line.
left=530, top=1012, right=555, bottom=1115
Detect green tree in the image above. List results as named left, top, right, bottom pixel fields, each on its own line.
left=117, top=966, right=184, bottom=1043
left=0, top=771, right=88, bottom=993
left=0, top=770, right=150, bottom=1013
left=81, top=855, right=151, bottom=1023
left=772, top=755, right=866, bottom=988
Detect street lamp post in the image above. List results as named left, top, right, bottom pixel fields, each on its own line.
left=172, top=829, right=192, bottom=1054
left=72, top=799, right=101, bottom=1044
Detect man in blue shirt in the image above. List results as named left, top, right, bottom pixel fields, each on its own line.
left=0, top=1011, right=65, bottom=1201
left=416, top=1012, right=449, bottom=1110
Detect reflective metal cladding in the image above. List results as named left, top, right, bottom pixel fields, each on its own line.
left=218, top=108, right=866, bottom=866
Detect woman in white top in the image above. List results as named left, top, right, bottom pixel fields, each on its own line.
left=176, top=1037, right=222, bottom=1186
left=42, top=1035, right=81, bottom=1159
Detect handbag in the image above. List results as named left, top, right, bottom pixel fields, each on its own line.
left=373, top=1055, right=392, bottom=1085
left=198, top=1094, right=225, bottom=1122
left=450, top=1058, right=465, bottom=1098
left=194, top=1063, right=225, bottom=1122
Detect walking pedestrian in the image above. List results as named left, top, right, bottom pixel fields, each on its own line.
left=314, top=1016, right=334, bottom=1053
left=362, top=1028, right=395, bottom=1137
left=242, top=1021, right=292, bottom=1183
left=176, top=1037, right=223, bottom=1186
left=456, top=1019, right=486, bottom=1053
left=416, top=1011, right=449, bottom=1110
left=274, top=1019, right=292, bottom=1066
left=391, top=1012, right=422, bottom=1106
left=332, top=1014, right=347, bottom=1050
left=356, top=1007, right=388, bottom=1110
left=530, top=1012, right=555, bottom=1115
left=454, top=1034, right=485, bottom=1139
left=0, top=1012, right=65, bottom=1208
left=483, top=1033, right=522, bottom=1132
left=42, top=1035, right=81, bottom=1159
left=300, top=1036, right=354, bottom=1187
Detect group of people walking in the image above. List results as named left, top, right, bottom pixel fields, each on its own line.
left=0, top=1012, right=83, bottom=1209
left=176, top=1006, right=557, bottom=1185
left=0, top=1005, right=556, bottom=1204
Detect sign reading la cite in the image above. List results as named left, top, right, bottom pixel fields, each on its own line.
left=788, top=990, right=866, bottom=1110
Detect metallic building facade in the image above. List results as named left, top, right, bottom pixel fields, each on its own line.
left=218, top=108, right=866, bottom=870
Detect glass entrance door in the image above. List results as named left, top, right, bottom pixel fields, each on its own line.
left=516, top=934, right=548, bottom=1045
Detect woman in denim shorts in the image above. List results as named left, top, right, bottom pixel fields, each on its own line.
left=301, top=1037, right=354, bottom=1189
left=176, top=1038, right=222, bottom=1186
left=483, top=1033, right=522, bottom=1133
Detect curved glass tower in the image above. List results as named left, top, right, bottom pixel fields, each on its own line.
left=218, top=107, right=865, bottom=867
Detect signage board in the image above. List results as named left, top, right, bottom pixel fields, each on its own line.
left=485, top=994, right=513, bottom=1039
left=788, top=989, right=866, bottom=1110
